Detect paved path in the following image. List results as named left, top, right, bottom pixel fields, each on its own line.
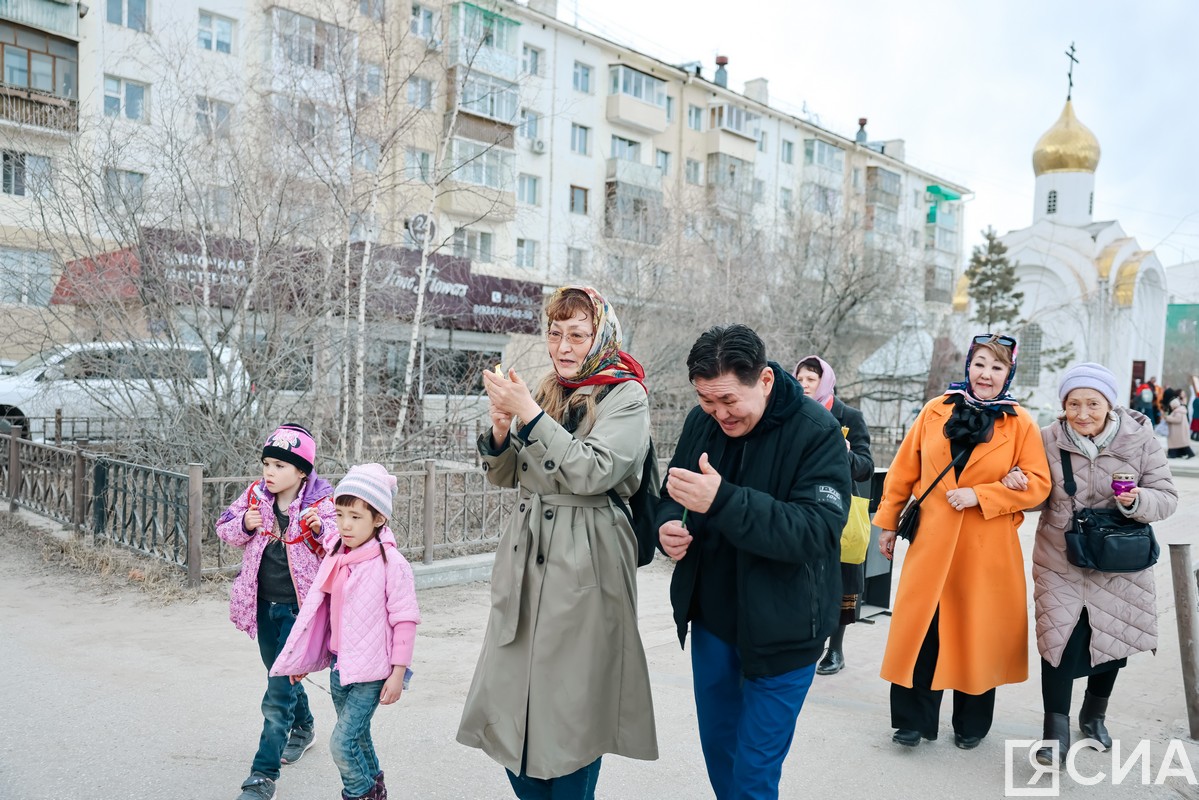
left=3, top=474, right=1199, bottom=799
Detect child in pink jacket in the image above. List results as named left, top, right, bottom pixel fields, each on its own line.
left=215, top=423, right=339, bottom=800
left=271, top=463, right=420, bottom=800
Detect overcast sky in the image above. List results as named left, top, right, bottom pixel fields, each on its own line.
left=563, top=0, right=1198, bottom=267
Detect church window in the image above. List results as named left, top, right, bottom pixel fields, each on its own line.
left=1089, top=192, right=1094, bottom=214
left=1016, top=323, right=1043, bottom=387
left=1046, top=190, right=1057, bottom=215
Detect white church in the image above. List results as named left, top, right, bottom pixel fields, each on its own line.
left=955, top=97, right=1167, bottom=416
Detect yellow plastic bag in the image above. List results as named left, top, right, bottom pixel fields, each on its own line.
left=840, top=495, right=871, bottom=564
left=838, top=425, right=869, bottom=564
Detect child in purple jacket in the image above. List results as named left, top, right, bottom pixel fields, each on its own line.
left=272, top=463, right=420, bottom=800
left=215, top=423, right=339, bottom=800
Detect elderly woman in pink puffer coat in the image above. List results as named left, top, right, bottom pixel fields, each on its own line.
left=1004, top=363, right=1177, bottom=767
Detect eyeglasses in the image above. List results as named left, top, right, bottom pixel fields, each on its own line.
left=973, top=334, right=1016, bottom=348
left=546, top=331, right=594, bottom=346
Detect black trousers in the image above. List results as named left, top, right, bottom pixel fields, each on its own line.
left=890, top=608, right=996, bottom=738
left=1040, top=609, right=1122, bottom=714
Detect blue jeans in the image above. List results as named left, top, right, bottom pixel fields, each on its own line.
left=330, top=666, right=385, bottom=797
left=506, top=755, right=602, bottom=799
left=691, top=623, right=816, bottom=800
left=252, top=599, right=314, bottom=780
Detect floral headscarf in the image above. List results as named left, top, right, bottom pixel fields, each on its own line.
left=552, top=285, right=646, bottom=392
left=795, top=355, right=836, bottom=409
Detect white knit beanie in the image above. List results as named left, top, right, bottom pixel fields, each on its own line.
left=1058, top=362, right=1119, bottom=408
left=335, top=463, right=397, bottom=519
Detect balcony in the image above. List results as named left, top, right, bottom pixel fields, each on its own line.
left=437, top=182, right=515, bottom=222
left=705, top=128, right=756, bottom=163
left=605, top=93, right=666, bottom=135
left=605, top=158, right=662, bottom=190
left=0, top=84, right=77, bottom=132
left=0, top=0, right=80, bottom=38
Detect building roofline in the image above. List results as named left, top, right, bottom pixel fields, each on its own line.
left=503, top=0, right=970, bottom=195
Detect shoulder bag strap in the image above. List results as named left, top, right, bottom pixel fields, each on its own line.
left=1059, top=449, right=1076, bottom=497
left=911, top=449, right=966, bottom=509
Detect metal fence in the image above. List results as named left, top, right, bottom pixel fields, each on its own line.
left=1, top=427, right=515, bottom=587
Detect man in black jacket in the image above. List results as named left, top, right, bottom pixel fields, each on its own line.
left=657, top=324, right=850, bottom=800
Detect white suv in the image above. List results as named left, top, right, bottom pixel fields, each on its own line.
left=0, top=341, right=251, bottom=439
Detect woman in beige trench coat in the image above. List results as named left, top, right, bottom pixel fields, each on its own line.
left=457, top=286, right=657, bottom=798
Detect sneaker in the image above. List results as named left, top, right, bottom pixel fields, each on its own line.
left=236, top=773, right=277, bottom=800
left=281, top=725, right=316, bottom=765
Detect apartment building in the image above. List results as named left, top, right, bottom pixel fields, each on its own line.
left=0, top=0, right=969, bottom=401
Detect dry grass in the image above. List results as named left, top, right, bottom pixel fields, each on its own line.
left=0, top=511, right=229, bottom=604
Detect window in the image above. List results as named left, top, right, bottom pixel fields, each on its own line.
left=572, top=61, right=592, bottom=93
left=803, top=139, right=845, bottom=171
left=866, top=166, right=901, bottom=207
left=685, top=158, right=702, bottom=185
left=198, top=12, right=234, bottom=53
left=359, top=62, right=382, bottom=101
left=459, top=73, right=517, bottom=122
left=517, top=173, right=539, bottom=205
left=808, top=185, right=840, bottom=215
left=567, top=247, right=585, bottom=277
left=103, top=76, right=148, bottom=122
left=447, top=139, right=512, bottom=189
left=107, top=0, right=147, bottom=32
left=752, top=179, right=765, bottom=203
left=515, top=238, right=537, bottom=269
left=780, top=187, right=792, bottom=213
left=349, top=211, right=378, bottom=243
left=913, top=188, right=922, bottom=208
left=2, top=151, right=49, bottom=198
left=195, top=96, right=232, bottom=137
left=570, top=123, right=590, bottom=155
left=359, top=0, right=385, bottom=21
left=780, top=139, right=794, bottom=164
left=102, top=168, right=146, bottom=211
left=665, top=96, right=675, bottom=123
left=655, top=149, right=671, bottom=175
left=0, top=247, right=53, bottom=306
left=276, top=8, right=347, bottom=73
left=687, top=104, right=702, bottom=131
left=411, top=3, right=435, bottom=38
left=519, top=108, right=540, bottom=139
left=569, top=185, right=588, bottom=214
left=353, top=136, right=380, bottom=172
left=459, top=3, right=516, bottom=52
left=405, top=148, right=431, bottom=182
left=1089, top=192, right=1094, bottom=215
left=708, top=104, right=759, bottom=138
left=871, top=206, right=899, bottom=235
left=1015, top=323, right=1043, bottom=387
left=608, top=65, right=666, bottom=107
left=1047, top=189, right=1057, bottom=215
left=407, top=76, right=432, bottom=110
left=522, top=44, right=542, bottom=76
left=452, top=228, right=493, bottom=262
left=610, top=135, right=640, bottom=162
left=758, top=130, right=767, bottom=153
left=0, top=34, right=76, bottom=98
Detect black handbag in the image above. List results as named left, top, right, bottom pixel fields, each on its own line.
left=896, top=451, right=965, bottom=543
left=1059, top=449, right=1159, bottom=573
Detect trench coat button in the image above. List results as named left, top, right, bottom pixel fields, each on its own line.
left=513, top=545, right=518, bottom=552
left=536, top=554, right=545, bottom=564
left=482, top=463, right=489, bottom=472
left=519, top=503, right=526, bottom=512
left=544, top=460, right=555, bottom=470
left=544, top=509, right=554, bottom=520
left=521, top=463, right=528, bottom=471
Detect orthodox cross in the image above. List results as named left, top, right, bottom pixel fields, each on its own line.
left=1065, top=42, right=1078, bottom=100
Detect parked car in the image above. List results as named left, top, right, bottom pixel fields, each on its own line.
left=0, top=341, right=251, bottom=439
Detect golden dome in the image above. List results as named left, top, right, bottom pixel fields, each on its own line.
left=952, top=273, right=970, bottom=312
left=1032, top=101, right=1100, bottom=176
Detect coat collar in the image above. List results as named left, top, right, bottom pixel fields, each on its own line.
left=924, top=399, right=1015, bottom=484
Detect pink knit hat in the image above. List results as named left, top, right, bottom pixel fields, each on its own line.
left=335, top=463, right=397, bottom=519
left=262, top=423, right=316, bottom=474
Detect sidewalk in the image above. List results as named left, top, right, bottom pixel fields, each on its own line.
left=3, top=475, right=1199, bottom=799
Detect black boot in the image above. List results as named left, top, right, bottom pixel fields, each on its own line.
left=817, top=625, right=847, bottom=675
left=1035, top=713, right=1070, bottom=767
left=1079, top=690, right=1112, bottom=750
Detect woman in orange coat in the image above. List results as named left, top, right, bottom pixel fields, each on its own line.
left=875, top=334, right=1051, bottom=750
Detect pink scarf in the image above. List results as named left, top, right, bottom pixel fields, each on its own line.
left=796, top=354, right=836, bottom=409
left=317, top=540, right=384, bottom=654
